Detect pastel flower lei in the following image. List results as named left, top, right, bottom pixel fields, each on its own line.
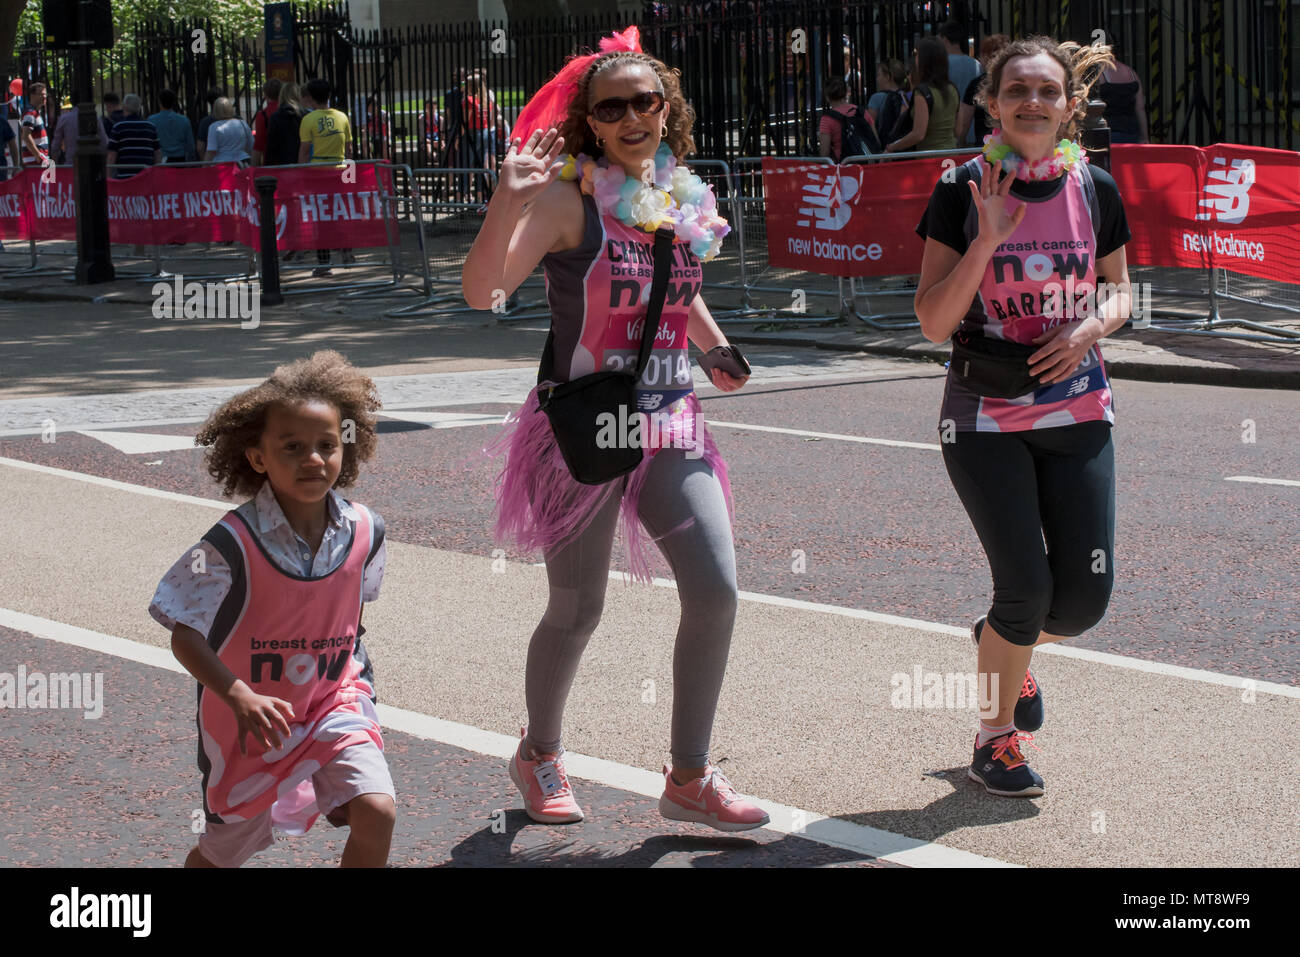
left=982, top=130, right=1086, bottom=182
left=557, top=142, right=731, bottom=261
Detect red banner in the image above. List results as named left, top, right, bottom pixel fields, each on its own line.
left=1112, top=143, right=1300, bottom=283
left=762, top=156, right=951, bottom=277
left=0, top=162, right=395, bottom=250
left=764, top=145, right=1300, bottom=282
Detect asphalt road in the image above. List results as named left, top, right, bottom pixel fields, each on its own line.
left=2, top=333, right=1297, bottom=867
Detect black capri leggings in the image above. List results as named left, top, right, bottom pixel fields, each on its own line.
left=941, top=420, right=1115, bottom=647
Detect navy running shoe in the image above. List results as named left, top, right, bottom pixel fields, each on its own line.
left=969, top=731, right=1045, bottom=797
left=973, top=615, right=1045, bottom=732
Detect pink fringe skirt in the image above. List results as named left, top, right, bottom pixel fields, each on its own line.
left=485, top=384, right=733, bottom=584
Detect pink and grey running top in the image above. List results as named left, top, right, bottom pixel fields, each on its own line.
left=537, top=191, right=704, bottom=421
left=943, top=156, right=1115, bottom=433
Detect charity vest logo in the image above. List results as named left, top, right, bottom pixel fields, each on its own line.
left=1186, top=154, right=1265, bottom=263
left=786, top=166, right=882, bottom=263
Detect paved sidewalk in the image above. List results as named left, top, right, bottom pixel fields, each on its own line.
left=4, top=238, right=1298, bottom=389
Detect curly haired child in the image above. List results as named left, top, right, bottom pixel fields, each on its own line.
left=148, top=350, right=396, bottom=866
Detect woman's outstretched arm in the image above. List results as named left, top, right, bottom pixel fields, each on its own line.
left=462, top=128, right=568, bottom=310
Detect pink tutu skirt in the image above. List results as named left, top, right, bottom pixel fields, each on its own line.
left=485, top=384, right=733, bottom=584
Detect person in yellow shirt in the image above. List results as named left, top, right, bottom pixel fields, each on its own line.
left=298, top=78, right=351, bottom=164
left=297, top=78, right=354, bottom=275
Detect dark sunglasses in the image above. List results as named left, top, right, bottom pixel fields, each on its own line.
left=590, top=91, right=666, bottom=124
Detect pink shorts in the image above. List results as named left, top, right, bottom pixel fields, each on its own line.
left=197, top=741, right=395, bottom=868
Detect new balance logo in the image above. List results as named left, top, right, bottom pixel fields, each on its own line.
left=795, top=170, right=859, bottom=230
left=1195, top=156, right=1255, bottom=224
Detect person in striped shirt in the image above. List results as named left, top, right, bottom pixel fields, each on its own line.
left=106, top=94, right=161, bottom=178
left=19, top=82, right=49, bottom=167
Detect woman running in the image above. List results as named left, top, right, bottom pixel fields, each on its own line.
left=914, top=37, right=1133, bottom=796
left=463, top=27, right=768, bottom=831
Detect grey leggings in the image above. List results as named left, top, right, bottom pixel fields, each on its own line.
left=523, top=449, right=739, bottom=768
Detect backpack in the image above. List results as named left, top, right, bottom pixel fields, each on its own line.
left=888, top=85, right=934, bottom=148
left=824, top=104, right=881, bottom=158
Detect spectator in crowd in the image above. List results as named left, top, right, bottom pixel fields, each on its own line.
left=420, top=98, right=442, bottom=166
left=364, top=96, right=391, bottom=161
left=842, top=36, right=866, bottom=101
left=265, top=81, right=304, bottom=166
left=203, top=97, right=253, bottom=165
left=250, top=78, right=283, bottom=166
left=0, top=110, right=19, bottom=179
left=939, top=20, right=981, bottom=145
left=106, top=93, right=161, bottom=178
left=884, top=39, right=959, bottom=153
left=195, top=88, right=224, bottom=157
left=464, top=72, right=495, bottom=174
left=52, top=94, right=105, bottom=165
left=299, top=78, right=353, bottom=275
left=957, top=33, right=1011, bottom=148
left=149, top=88, right=196, bottom=163
left=101, top=92, right=123, bottom=138
left=817, top=76, right=877, bottom=161
left=1097, top=43, right=1149, bottom=143
left=442, top=67, right=476, bottom=197
left=19, top=82, right=50, bottom=168
left=870, top=57, right=908, bottom=144
left=939, top=20, right=981, bottom=100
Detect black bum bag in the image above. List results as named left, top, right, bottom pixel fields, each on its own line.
left=949, top=330, right=1042, bottom=399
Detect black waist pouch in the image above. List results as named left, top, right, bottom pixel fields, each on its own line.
left=536, top=371, right=642, bottom=485
left=949, top=331, right=1041, bottom=399
left=536, top=226, right=676, bottom=486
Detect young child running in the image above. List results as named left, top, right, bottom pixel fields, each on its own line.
left=148, top=350, right=396, bottom=866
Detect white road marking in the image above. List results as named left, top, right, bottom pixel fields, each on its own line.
left=0, top=607, right=1016, bottom=869
left=611, top=571, right=1300, bottom=700
left=78, top=430, right=200, bottom=455
left=4, top=454, right=1294, bottom=700
left=379, top=411, right=507, bottom=428
left=0, top=360, right=926, bottom=436
left=706, top=420, right=941, bottom=450
left=0, top=455, right=232, bottom=509
left=1225, top=475, right=1300, bottom=488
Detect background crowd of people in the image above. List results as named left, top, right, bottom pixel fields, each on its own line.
left=818, top=20, right=1150, bottom=162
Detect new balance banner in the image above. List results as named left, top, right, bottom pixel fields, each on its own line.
left=762, top=146, right=1300, bottom=282
left=762, top=156, right=946, bottom=277
left=1111, top=143, right=1300, bottom=283
left=0, top=162, right=396, bottom=250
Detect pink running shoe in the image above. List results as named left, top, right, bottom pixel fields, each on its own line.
left=659, top=764, right=770, bottom=832
left=508, top=728, right=584, bottom=824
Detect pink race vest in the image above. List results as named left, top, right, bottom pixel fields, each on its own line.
left=541, top=195, right=705, bottom=453
left=944, top=160, right=1115, bottom=433
left=198, top=505, right=382, bottom=831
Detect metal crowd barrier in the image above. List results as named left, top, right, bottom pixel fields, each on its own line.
left=387, top=166, right=548, bottom=319
left=727, top=155, right=842, bottom=323
left=838, top=147, right=979, bottom=330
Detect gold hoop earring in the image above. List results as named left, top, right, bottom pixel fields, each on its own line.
left=596, top=136, right=605, bottom=148
left=661, top=124, right=668, bottom=136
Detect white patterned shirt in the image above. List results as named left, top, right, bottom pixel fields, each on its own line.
left=149, top=481, right=385, bottom=639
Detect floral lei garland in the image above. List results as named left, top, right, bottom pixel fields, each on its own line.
left=982, top=130, right=1086, bottom=182
left=557, top=142, right=730, bottom=261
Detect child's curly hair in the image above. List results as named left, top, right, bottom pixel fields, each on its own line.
left=194, top=350, right=382, bottom=498
left=555, top=51, right=698, bottom=161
